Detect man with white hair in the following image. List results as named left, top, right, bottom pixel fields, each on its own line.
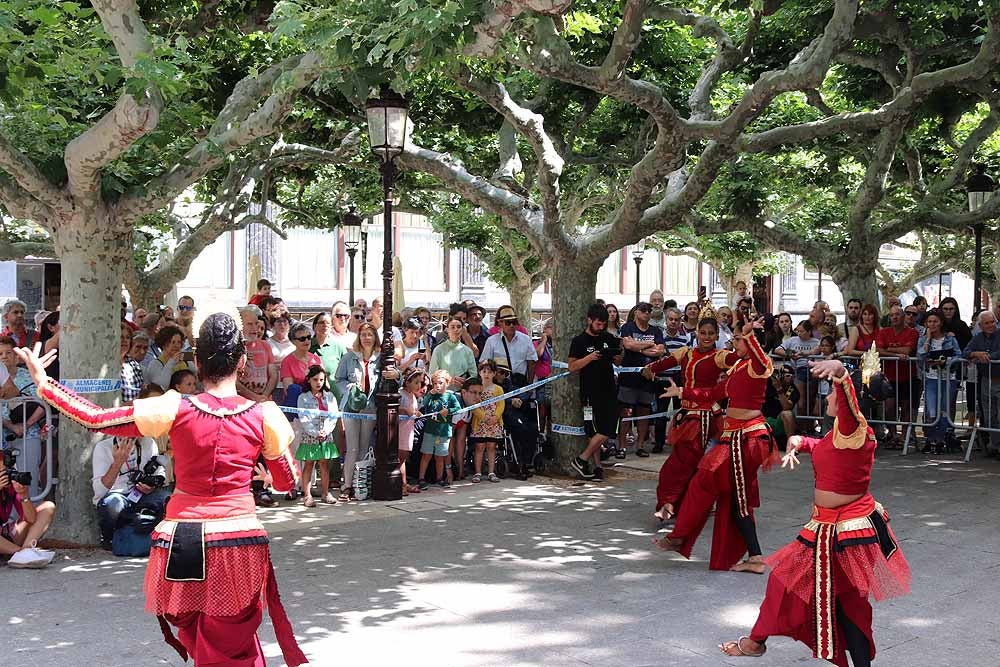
left=965, top=310, right=1000, bottom=457
left=1, top=299, right=37, bottom=347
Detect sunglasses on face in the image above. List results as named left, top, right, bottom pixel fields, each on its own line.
left=502, top=319, right=518, bottom=326
left=353, top=314, right=364, bottom=320
left=293, top=336, right=311, bottom=342
left=178, top=305, right=194, bottom=311
left=637, top=307, right=651, bottom=313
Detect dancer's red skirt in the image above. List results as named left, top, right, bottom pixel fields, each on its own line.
left=146, top=493, right=307, bottom=666
left=667, top=415, right=778, bottom=570
left=749, top=495, right=911, bottom=667
left=656, top=407, right=722, bottom=511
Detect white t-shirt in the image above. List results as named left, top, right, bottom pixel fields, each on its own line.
left=91, top=436, right=160, bottom=505
left=781, top=336, right=821, bottom=369
left=480, top=331, right=538, bottom=377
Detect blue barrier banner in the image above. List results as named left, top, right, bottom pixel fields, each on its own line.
left=551, top=423, right=586, bottom=436
left=62, top=378, right=122, bottom=394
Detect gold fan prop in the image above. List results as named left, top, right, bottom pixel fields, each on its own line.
left=861, top=342, right=880, bottom=387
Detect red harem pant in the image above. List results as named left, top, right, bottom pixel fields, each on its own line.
left=164, top=603, right=267, bottom=667
left=656, top=407, right=721, bottom=512
left=748, top=496, right=911, bottom=667
left=666, top=416, right=777, bottom=570
left=147, top=494, right=308, bottom=667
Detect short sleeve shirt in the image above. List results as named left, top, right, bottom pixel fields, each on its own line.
left=875, top=327, right=918, bottom=381
left=244, top=339, right=274, bottom=392
left=619, top=321, right=664, bottom=389
left=569, top=330, right=619, bottom=401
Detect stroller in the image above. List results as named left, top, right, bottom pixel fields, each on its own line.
left=502, top=389, right=541, bottom=480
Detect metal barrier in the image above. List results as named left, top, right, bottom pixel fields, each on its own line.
left=0, top=396, right=56, bottom=503
left=766, top=351, right=1000, bottom=462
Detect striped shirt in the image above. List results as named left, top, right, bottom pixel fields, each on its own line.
left=660, top=330, right=690, bottom=378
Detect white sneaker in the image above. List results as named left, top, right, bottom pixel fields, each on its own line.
left=8, top=547, right=54, bottom=569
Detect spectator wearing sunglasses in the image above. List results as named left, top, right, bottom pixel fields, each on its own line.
left=175, top=295, right=196, bottom=349
left=903, top=305, right=924, bottom=337
left=617, top=302, right=665, bottom=458
left=330, top=301, right=358, bottom=349
left=280, top=322, right=322, bottom=389
left=480, top=306, right=537, bottom=387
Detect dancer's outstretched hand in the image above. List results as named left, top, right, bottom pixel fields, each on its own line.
left=660, top=379, right=682, bottom=399
left=782, top=435, right=803, bottom=470
left=809, top=358, right=846, bottom=380
left=13, top=342, right=56, bottom=389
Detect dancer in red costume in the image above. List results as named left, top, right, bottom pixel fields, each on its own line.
left=641, top=317, right=734, bottom=521
left=719, top=359, right=910, bottom=666
left=17, top=313, right=311, bottom=667
left=653, top=318, right=779, bottom=573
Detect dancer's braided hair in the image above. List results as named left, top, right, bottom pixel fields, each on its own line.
left=196, top=313, right=246, bottom=383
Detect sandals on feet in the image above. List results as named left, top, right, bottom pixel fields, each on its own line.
left=719, top=636, right=766, bottom=657
left=651, top=536, right=681, bottom=552
left=653, top=504, right=675, bottom=522
left=303, top=496, right=317, bottom=508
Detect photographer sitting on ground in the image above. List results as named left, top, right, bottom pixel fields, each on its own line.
left=1, top=448, right=56, bottom=568
left=92, top=435, right=169, bottom=553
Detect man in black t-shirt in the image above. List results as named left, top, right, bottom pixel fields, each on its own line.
left=617, top=302, right=665, bottom=458
left=568, top=303, right=621, bottom=480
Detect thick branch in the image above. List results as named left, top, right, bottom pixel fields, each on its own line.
left=847, top=120, right=906, bottom=234
left=399, top=142, right=545, bottom=254
left=0, top=134, right=67, bottom=215
left=464, top=0, right=574, bottom=57
left=0, top=236, right=55, bottom=261
left=456, top=67, right=569, bottom=255
left=119, top=52, right=323, bottom=221
left=65, top=0, right=161, bottom=204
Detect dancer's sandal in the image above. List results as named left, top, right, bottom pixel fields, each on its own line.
left=730, top=558, right=767, bottom=574
left=719, top=636, right=766, bottom=657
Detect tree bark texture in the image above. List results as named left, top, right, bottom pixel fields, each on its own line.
left=547, top=257, right=600, bottom=472
left=830, top=258, right=881, bottom=308
left=51, top=217, right=132, bottom=543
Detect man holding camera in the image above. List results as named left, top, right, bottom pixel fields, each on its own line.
left=92, top=436, right=169, bottom=551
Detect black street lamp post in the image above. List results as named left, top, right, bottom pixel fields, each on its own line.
left=342, top=207, right=363, bottom=307
left=967, top=165, right=996, bottom=314
left=632, top=239, right=645, bottom=305
left=364, top=87, right=409, bottom=501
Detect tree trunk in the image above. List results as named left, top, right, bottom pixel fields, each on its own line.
left=548, top=256, right=600, bottom=473
left=509, top=273, right=535, bottom=326
left=830, top=258, right=881, bottom=309
left=125, top=278, right=170, bottom=313
left=50, top=219, right=131, bottom=544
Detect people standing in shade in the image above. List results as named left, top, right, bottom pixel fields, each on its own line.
left=875, top=305, right=918, bottom=447
left=1, top=300, right=37, bottom=348
left=398, top=369, right=427, bottom=495
left=248, top=279, right=272, bottom=307
left=430, top=316, right=478, bottom=391
left=617, top=302, right=665, bottom=458
left=917, top=309, right=963, bottom=454
left=470, top=359, right=505, bottom=483
left=146, top=325, right=193, bottom=390
left=466, top=304, right=490, bottom=360
left=237, top=306, right=277, bottom=404
left=606, top=303, right=623, bottom=337
left=396, top=318, right=429, bottom=373
left=568, top=304, right=622, bottom=482
left=267, top=314, right=294, bottom=403
left=280, top=323, right=322, bottom=390
left=775, top=320, right=821, bottom=432
left=311, top=312, right=348, bottom=397
left=964, top=311, right=1000, bottom=457
left=480, top=305, right=537, bottom=387
left=648, top=290, right=667, bottom=332
left=296, top=366, right=340, bottom=507
left=682, top=301, right=700, bottom=340
left=334, top=324, right=397, bottom=500
left=417, top=369, right=463, bottom=490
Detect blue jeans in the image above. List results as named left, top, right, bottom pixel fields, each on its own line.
left=97, top=488, right=170, bottom=544
left=923, top=377, right=956, bottom=442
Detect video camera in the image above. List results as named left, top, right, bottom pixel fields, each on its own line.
left=128, top=457, right=166, bottom=490
left=2, top=448, right=31, bottom=487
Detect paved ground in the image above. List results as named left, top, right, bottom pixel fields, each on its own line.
left=7, top=448, right=1000, bottom=666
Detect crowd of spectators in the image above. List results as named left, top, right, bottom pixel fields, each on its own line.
left=5, top=274, right=1000, bottom=565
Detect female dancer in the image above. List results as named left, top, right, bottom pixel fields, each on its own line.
left=719, top=359, right=910, bottom=666
left=654, top=318, right=779, bottom=573
left=642, top=316, right=733, bottom=521
left=17, top=314, right=308, bottom=666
